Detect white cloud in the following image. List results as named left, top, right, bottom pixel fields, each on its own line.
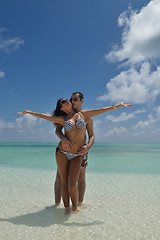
left=134, top=114, right=156, bottom=130
left=155, top=106, right=160, bottom=120
left=0, top=28, right=7, bottom=33
left=98, top=1, right=160, bottom=104
left=0, top=118, right=14, bottom=129
left=0, top=119, right=7, bottom=129
left=152, top=128, right=160, bottom=135
left=96, top=0, right=160, bottom=142
left=0, top=115, right=58, bottom=142
left=16, top=115, right=39, bottom=132
left=97, top=62, right=160, bottom=103
left=106, top=0, right=160, bottom=64
left=106, top=110, right=146, bottom=122
left=0, top=27, right=24, bottom=53
left=93, top=119, right=102, bottom=136
left=0, top=70, right=5, bottom=78
left=105, top=127, right=128, bottom=137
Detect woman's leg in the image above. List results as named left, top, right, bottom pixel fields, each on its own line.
left=56, top=149, right=69, bottom=209
left=54, top=169, right=61, bottom=205
left=78, top=168, right=86, bottom=204
left=68, top=156, right=82, bottom=212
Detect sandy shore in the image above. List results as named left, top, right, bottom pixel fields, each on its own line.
left=1, top=167, right=160, bottom=240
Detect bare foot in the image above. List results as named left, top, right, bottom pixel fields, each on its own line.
left=73, top=207, right=80, bottom=213
left=78, top=202, right=87, bottom=209
left=45, top=204, right=60, bottom=209
left=65, top=207, right=71, bottom=214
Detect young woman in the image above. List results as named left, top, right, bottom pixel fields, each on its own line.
left=18, top=99, right=132, bottom=212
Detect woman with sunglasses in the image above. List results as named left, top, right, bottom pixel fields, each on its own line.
left=18, top=99, right=132, bottom=213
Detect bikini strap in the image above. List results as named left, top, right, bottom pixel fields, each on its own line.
left=77, top=112, right=83, bottom=118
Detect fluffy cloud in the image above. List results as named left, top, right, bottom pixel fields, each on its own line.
left=93, top=119, right=102, bottom=136
left=156, top=106, right=160, bottom=120
left=0, top=28, right=24, bottom=53
left=97, top=62, right=160, bottom=103
left=0, top=118, right=14, bottom=129
left=0, top=70, right=5, bottom=78
left=0, top=115, right=58, bottom=142
left=0, top=119, right=7, bottom=129
left=134, top=114, right=156, bottom=130
left=106, top=110, right=146, bottom=122
left=0, top=115, right=42, bottom=131
left=105, top=127, right=128, bottom=137
left=98, top=1, right=160, bottom=104
left=106, top=0, right=160, bottom=64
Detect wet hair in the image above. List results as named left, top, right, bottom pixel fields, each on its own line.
left=72, top=91, right=84, bottom=100
left=52, top=98, right=67, bottom=126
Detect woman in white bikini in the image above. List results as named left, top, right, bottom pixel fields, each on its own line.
left=18, top=99, right=132, bottom=212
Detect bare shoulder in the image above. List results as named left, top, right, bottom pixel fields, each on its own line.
left=81, top=109, right=88, bottom=117
left=85, top=117, right=93, bottom=125
left=81, top=109, right=95, bottom=118
left=81, top=109, right=87, bottom=114
left=81, top=110, right=93, bottom=126
left=80, top=110, right=87, bottom=119
left=80, top=110, right=93, bottom=123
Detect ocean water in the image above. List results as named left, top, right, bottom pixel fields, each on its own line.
left=0, top=142, right=160, bottom=240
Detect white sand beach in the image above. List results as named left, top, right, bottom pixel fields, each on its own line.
left=1, top=166, right=160, bottom=240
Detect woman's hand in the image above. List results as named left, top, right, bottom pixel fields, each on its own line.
left=61, top=137, right=72, bottom=151
left=120, top=102, right=132, bottom=108
left=17, top=110, right=29, bottom=115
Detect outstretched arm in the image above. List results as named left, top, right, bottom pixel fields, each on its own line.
left=55, top=124, right=72, bottom=151
left=82, top=102, right=132, bottom=118
left=17, top=110, right=64, bottom=125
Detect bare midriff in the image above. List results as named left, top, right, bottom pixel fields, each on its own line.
left=58, top=126, right=86, bottom=153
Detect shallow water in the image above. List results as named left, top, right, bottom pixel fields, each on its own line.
left=0, top=142, right=160, bottom=239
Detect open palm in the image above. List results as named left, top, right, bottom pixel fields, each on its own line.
left=120, top=102, right=132, bottom=108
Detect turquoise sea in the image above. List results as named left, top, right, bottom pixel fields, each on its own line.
left=0, top=142, right=160, bottom=240
left=1, top=142, right=160, bottom=174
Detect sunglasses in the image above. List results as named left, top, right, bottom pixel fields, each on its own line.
left=61, top=99, right=67, bottom=105
left=70, top=97, right=79, bottom=102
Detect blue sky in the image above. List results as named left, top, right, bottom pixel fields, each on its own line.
left=0, top=0, right=160, bottom=143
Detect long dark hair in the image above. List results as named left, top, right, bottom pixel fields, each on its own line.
left=52, top=98, right=67, bottom=126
